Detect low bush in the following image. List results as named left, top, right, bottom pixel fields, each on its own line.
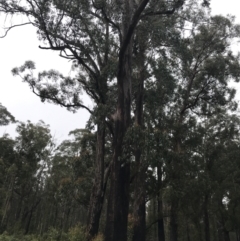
left=0, top=225, right=104, bottom=241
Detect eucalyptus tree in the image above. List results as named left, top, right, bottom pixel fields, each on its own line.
left=142, top=11, right=240, bottom=241
left=174, top=111, right=240, bottom=241
left=0, top=0, right=207, bottom=240
left=201, top=112, right=240, bottom=241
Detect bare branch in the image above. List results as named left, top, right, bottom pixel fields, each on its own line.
left=0, top=22, right=33, bottom=38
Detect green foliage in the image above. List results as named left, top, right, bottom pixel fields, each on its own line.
left=68, top=225, right=86, bottom=241
left=92, top=234, right=104, bottom=241
left=0, top=121, right=54, bottom=234
left=0, top=103, right=15, bottom=126
left=45, top=227, right=61, bottom=241
left=0, top=233, right=39, bottom=241
left=0, top=225, right=105, bottom=241
left=50, top=128, right=95, bottom=207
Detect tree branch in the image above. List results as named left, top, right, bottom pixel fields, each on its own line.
left=140, top=9, right=175, bottom=19
left=29, top=83, right=93, bottom=114
left=119, top=0, right=150, bottom=65
left=0, top=22, right=33, bottom=38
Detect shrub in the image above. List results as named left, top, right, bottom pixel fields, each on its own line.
left=68, top=225, right=86, bottom=241
left=46, top=227, right=61, bottom=241
left=0, top=234, right=39, bottom=241
left=92, top=234, right=104, bottom=241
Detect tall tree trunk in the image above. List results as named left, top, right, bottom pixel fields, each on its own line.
left=25, top=208, right=33, bottom=235
left=132, top=34, right=146, bottom=241
left=86, top=14, right=112, bottom=241
left=105, top=0, right=151, bottom=240
left=87, top=122, right=106, bottom=240
left=104, top=64, right=132, bottom=241
left=105, top=3, right=133, bottom=239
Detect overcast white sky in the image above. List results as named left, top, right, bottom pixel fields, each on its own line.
left=0, top=0, right=240, bottom=141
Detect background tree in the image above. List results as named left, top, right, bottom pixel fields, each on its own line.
left=0, top=121, right=53, bottom=234
left=0, top=103, right=15, bottom=126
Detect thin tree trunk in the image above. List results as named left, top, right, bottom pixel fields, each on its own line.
left=217, top=220, right=230, bottom=241
left=25, top=208, right=33, bottom=235
left=1, top=175, right=14, bottom=228
left=217, top=200, right=230, bottom=241
left=236, top=229, right=240, bottom=241
left=24, top=197, right=41, bottom=234
left=87, top=122, right=106, bottom=240
left=186, top=220, right=191, bottom=241
left=170, top=203, right=178, bottom=241
left=203, top=194, right=210, bottom=241
left=132, top=158, right=146, bottom=241
left=157, top=167, right=165, bottom=241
